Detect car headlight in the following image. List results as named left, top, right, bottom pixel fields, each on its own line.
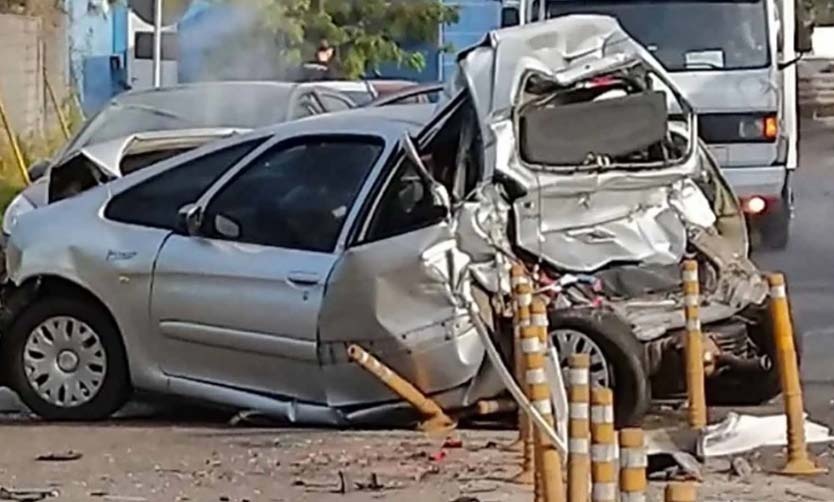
left=2, top=193, right=35, bottom=235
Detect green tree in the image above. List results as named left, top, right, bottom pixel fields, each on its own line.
left=208, top=0, right=459, bottom=79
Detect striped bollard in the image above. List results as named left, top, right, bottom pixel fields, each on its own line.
left=590, top=388, right=616, bottom=502
left=529, top=298, right=565, bottom=502
left=511, top=272, right=536, bottom=485
left=568, top=354, right=591, bottom=502
left=619, top=428, right=647, bottom=502
left=664, top=481, right=697, bottom=502
left=682, top=260, right=707, bottom=430
left=510, top=264, right=531, bottom=451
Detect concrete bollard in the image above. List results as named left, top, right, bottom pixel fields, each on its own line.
left=768, top=273, right=827, bottom=475
left=590, top=387, right=616, bottom=502
left=619, top=428, right=647, bottom=502
left=664, top=481, right=697, bottom=502
left=346, top=344, right=456, bottom=434
left=511, top=268, right=536, bottom=485
left=568, top=354, right=591, bottom=502
left=681, top=260, right=707, bottom=430
left=528, top=298, right=565, bottom=502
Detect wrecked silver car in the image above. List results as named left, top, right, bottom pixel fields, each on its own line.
left=2, top=81, right=358, bottom=237
left=0, top=16, right=786, bottom=426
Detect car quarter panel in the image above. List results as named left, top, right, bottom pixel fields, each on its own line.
left=6, top=191, right=170, bottom=390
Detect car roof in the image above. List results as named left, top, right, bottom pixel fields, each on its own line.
left=253, top=103, right=438, bottom=139
left=110, top=81, right=318, bottom=104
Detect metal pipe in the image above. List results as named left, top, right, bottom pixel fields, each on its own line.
left=43, top=64, right=70, bottom=140
left=465, top=293, right=567, bottom=456
left=153, top=0, right=163, bottom=88
left=0, top=83, right=29, bottom=185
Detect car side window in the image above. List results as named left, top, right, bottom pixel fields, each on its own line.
left=104, top=138, right=266, bottom=230
left=363, top=156, right=445, bottom=243
left=202, top=137, right=382, bottom=253
left=317, top=92, right=354, bottom=112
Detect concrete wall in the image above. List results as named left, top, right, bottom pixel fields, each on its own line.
left=0, top=13, right=45, bottom=138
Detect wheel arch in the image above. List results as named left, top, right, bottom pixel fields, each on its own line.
left=0, top=274, right=132, bottom=383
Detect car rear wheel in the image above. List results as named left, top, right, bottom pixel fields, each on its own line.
left=6, top=297, right=130, bottom=420
left=549, top=309, right=650, bottom=428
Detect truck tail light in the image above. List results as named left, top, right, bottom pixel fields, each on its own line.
left=763, top=115, right=778, bottom=140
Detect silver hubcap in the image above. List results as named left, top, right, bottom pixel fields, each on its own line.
left=24, top=316, right=107, bottom=408
left=552, top=329, right=611, bottom=388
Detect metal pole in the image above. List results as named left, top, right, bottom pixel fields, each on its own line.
left=153, top=0, right=163, bottom=88
left=519, top=0, right=527, bottom=25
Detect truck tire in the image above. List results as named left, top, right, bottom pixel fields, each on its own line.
left=549, top=308, right=650, bottom=428
left=762, top=205, right=790, bottom=250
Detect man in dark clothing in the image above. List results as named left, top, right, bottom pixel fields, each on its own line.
left=300, top=39, right=343, bottom=81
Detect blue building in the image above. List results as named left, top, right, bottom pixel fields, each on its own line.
left=70, top=0, right=503, bottom=114
left=67, top=0, right=129, bottom=115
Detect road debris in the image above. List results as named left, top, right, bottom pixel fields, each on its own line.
left=699, top=413, right=834, bottom=457
left=0, top=487, right=57, bottom=502
left=731, top=457, right=754, bottom=480
left=35, top=450, right=82, bottom=462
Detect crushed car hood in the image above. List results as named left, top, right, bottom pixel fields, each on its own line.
left=78, top=128, right=246, bottom=178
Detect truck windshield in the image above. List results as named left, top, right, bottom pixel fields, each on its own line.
left=546, top=0, right=770, bottom=71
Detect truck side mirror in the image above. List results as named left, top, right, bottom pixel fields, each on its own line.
left=796, top=22, right=814, bottom=54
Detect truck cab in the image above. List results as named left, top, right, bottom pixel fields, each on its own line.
left=502, top=0, right=813, bottom=249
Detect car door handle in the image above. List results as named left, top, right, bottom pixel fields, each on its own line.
left=287, top=271, right=322, bottom=287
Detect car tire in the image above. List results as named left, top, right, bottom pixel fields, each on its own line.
left=5, top=296, right=130, bottom=420
left=549, top=308, right=650, bottom=428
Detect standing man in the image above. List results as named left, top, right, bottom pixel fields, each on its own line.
left=301, top=39, right=342, bottom=81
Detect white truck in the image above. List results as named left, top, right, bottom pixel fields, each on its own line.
left=502, top=0, right=813, bottom=249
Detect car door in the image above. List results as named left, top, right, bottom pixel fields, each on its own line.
left=317, top=92, right=490, bottom=408
left=150, top=134, right=387, bottom=402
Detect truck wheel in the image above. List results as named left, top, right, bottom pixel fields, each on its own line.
left=762, top=206, right=790, bottom=250
left=549, top=309, right=650, bottom=428
left=5, top=296, right=131, bottom=420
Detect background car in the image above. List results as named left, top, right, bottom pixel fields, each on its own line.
left=2, top=81, right=358, bottom=238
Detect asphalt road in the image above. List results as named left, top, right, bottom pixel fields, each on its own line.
left=755, top=117, right=834, bottom=429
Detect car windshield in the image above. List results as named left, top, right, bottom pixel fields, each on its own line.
left=64, top=84, right=296, bottom=154
left=546, top=0, right=770, bottom=71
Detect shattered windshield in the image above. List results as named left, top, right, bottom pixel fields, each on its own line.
left=546, top=0, right=770, bottom=71
left=64, top=84, right=296, bottom=154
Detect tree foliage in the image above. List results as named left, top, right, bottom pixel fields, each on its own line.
left=209, top=0, right=459, bottom=79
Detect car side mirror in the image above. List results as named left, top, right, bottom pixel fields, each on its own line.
left=176, top=203, right=203, bottom=236
left=28, top=159, right=50, bottom=181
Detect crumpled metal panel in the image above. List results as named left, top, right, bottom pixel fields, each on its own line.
left=317, top=223, right=486, bottom=407
left=511, top=165, right=717, bottom=272
left=79, top=128, right=243, bottom=177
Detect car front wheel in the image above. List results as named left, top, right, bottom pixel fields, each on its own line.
left=6, top=297, right=130, bottom=420
left=549, top=309, right=650, bottom=428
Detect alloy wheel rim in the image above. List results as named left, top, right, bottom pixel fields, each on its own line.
left=551, top=328, right=611, bottom=388
left=23, top=316, right=107, bottom=407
